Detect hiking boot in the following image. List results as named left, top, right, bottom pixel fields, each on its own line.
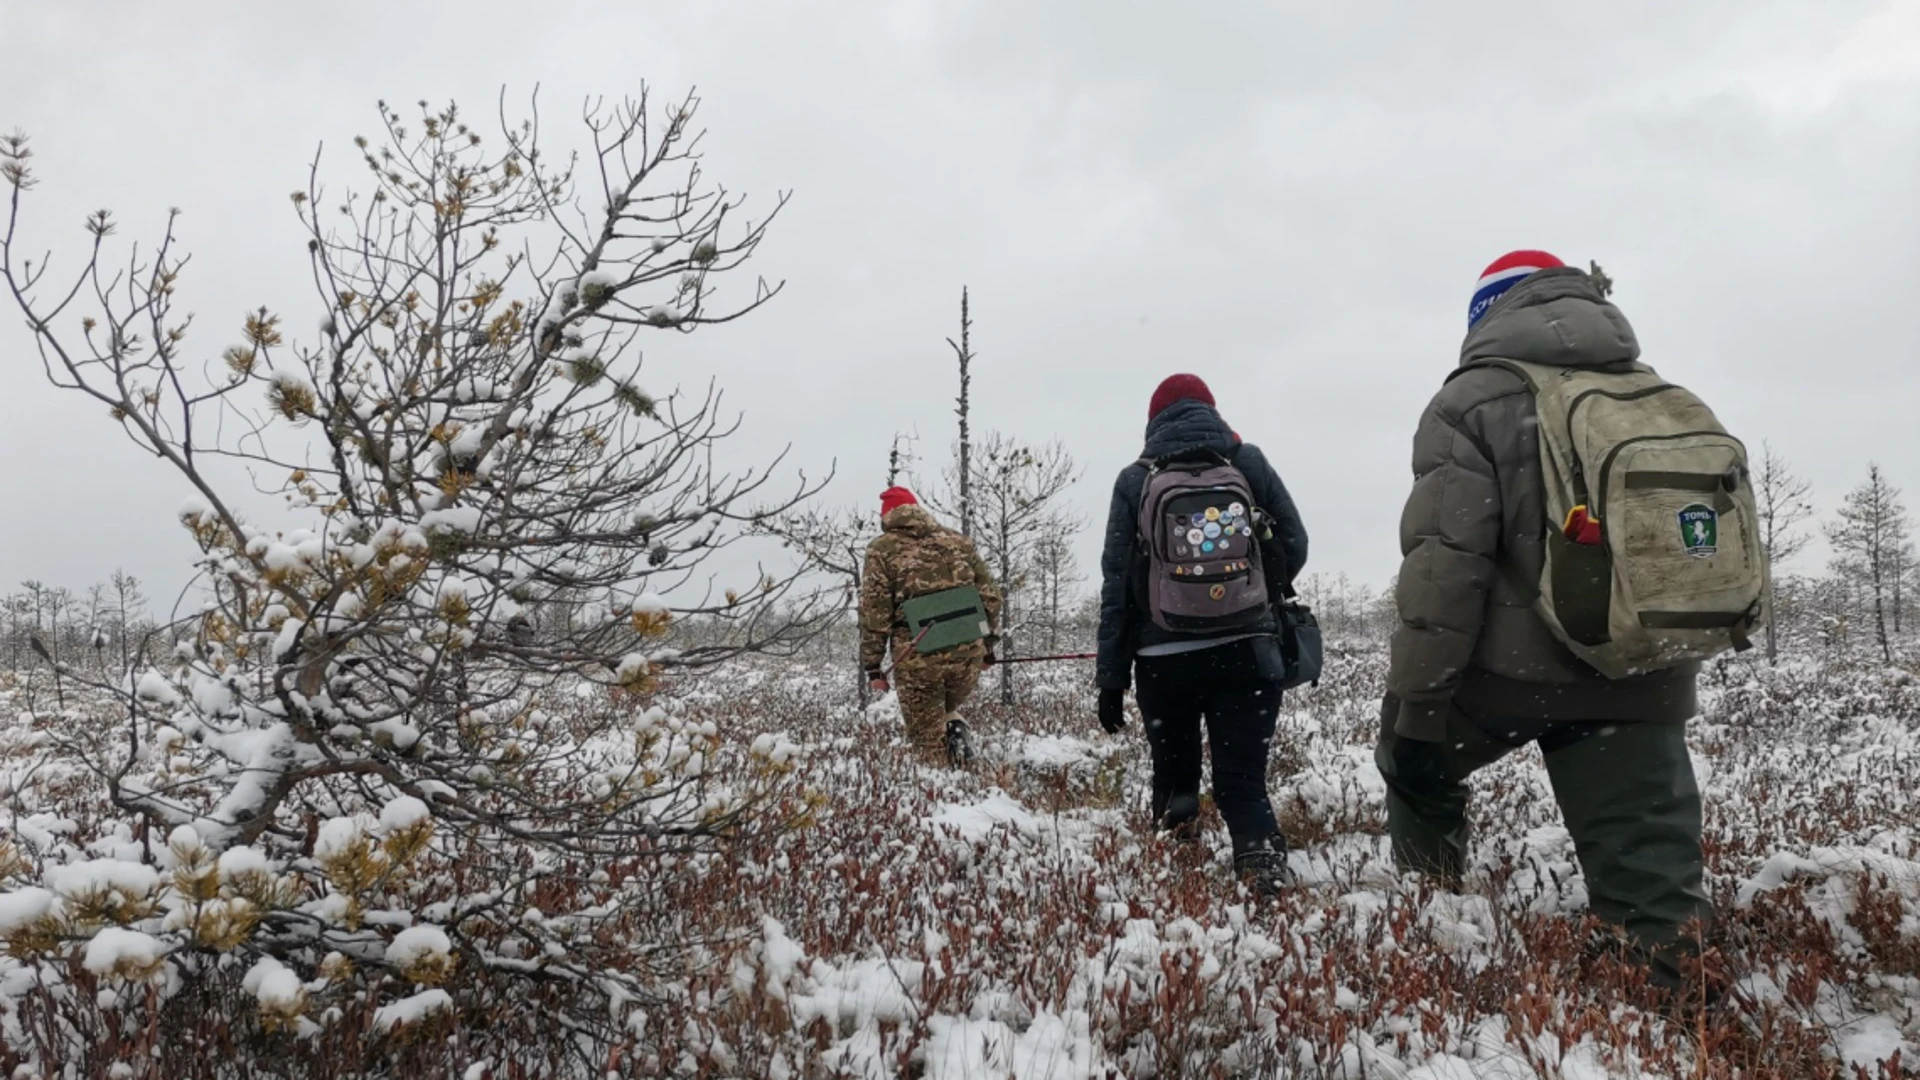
left=944, top=718, right=976, bottom=768
left=1233, top=836, right=1292, bottom=898
left=1159, top=793, right=1203, bottom=845
left=1579, top=926, right=1725, bottom=1017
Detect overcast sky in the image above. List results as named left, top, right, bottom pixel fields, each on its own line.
left=3, top=0, right=1916, bottom=613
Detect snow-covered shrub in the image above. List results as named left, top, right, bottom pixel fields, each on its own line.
left=0, top=91, right=832, bottom=1073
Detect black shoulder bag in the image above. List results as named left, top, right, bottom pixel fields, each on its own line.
left=1247, top=500, right=1322, bottom=691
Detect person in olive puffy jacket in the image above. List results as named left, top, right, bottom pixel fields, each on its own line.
left=1381, top=251, right=1710, bottom=991
left=1094, top=375, right=1308, bottom=894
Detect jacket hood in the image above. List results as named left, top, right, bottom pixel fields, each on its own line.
left=1141, top=398, right=1240, bottom=460
left=882, top=504, right=941, bottom=537
left=1459, top=266, right=1640, bottom=371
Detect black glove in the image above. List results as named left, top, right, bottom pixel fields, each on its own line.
left=1097, top=688, right=1128, bottom=734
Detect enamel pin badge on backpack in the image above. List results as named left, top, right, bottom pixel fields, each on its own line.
left=1678, top=504, right=1719, bottom=559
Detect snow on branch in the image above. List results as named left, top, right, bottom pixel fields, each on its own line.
left=0, top=88, right=828, bottom=1057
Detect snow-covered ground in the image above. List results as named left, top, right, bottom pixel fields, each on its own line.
left=3, top=648, right=1916, bottom=1078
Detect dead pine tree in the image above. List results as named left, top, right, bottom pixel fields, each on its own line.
left=1892, top=530, right=1914, bottom=637
left=886, top=431, right=917, bottom=488
left=757, top=434, right=918, bottom=710
left=946, top=287, right=974, bottom=538
left=1827, top=464, right=1911, bottom=663
left=946, top=436, right=1080, bottom=704
left=1030, top=524, right=1085, bottom=655
left=1754, top=442, right=1816, bottom=663
left=755, top=503, right=876, bottom=705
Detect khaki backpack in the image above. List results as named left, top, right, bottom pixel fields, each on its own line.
left=1455, top=358, right=1767, bottom=679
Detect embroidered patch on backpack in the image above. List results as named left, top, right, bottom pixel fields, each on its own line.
left=1678, top=504, right=1718, bottom=559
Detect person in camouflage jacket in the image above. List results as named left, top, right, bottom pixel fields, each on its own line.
left=860, top=487, right=1002, bottom=764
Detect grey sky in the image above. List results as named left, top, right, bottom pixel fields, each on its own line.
left=3, top=0, right=1916, bottom=613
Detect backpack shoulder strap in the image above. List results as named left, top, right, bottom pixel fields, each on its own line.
left=1133, top=459, right=1161, bottom=543
left=1449, top=357, right=1542, bottom=390
left=1453, top=357, right=1652, bottom=387
left=1145, top=446, right=1232, bottom=472
left=1224, top=445, right=1293, bottom=597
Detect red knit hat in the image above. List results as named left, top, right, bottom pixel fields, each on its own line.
left=1149, top=374, right=1215, bottom=420
left=879, top=486, right=918, bottom=516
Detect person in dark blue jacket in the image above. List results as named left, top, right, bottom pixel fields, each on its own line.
left=1095, top=374, right=1309, bottom=894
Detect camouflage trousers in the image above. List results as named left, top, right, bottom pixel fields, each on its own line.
left=895, top=652, right=981, bottom=759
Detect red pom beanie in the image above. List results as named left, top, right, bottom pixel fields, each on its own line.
left=1149, top=374, right=1215, bottom=420
left=879, top=486, right=918, bottom=516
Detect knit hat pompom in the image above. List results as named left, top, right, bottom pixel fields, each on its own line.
left=1468, top=250, right=1565, bottom=327
left=1148, top=374, right=1215, bottom=420
left=879, top=486, right=918, bottom=516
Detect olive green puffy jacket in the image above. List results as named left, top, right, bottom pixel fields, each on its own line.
left=1389, top=267, right=1698, bottom=740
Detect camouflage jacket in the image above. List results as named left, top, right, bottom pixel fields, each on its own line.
left=859, top=505, right=1003, bottom=673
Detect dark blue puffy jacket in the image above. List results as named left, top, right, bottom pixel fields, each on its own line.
left=1094, top=399, right=1309, bottom=690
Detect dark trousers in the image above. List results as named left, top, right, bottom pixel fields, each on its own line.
left=1134, top=640, right=1283, bottom=852
left=1375, top=694, right=1712, bottom=954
